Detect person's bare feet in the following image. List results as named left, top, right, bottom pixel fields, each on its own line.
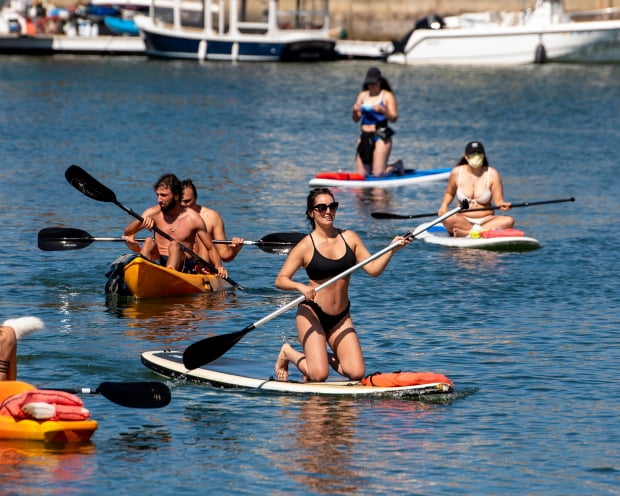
left=275, top=343, right=291, bottom=381
left=386, top=159, right=404, bottom=176
left=452, top=227, right=469, bottom=237
left=393, top=159, right=405, bottom=176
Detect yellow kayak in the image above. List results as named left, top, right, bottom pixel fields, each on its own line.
left=0, top=382, right=98, bottom=443
left=123, top=256, right=232, bottom=299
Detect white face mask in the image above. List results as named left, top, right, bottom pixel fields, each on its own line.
left=467, top=153, right=485, bottom=168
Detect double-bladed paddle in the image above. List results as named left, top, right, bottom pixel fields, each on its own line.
left=370, top=197, right=575, bottom=219
left=182, top=201, right=468, bottom=370
left=41, top=381, right=171, bottom=408
left=38, top=227, right=305, bottom=255
left=64, top=165, right=242, bottom=289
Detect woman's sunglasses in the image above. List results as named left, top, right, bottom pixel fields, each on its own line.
left=312, top=202, right=339, bottom=213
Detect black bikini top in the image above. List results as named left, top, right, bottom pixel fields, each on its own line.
left=305, top=231, right=356, bottom=281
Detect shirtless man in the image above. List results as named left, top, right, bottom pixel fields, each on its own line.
left=181, top=179, right=244, bottom=263
left=123, top=173, right=227, bottom=278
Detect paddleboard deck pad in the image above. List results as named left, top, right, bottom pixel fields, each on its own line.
left=415, top=223, right=541, bottom=252
left=308, top=168, right=451, bottom=189
left=141, top=350, right=454, bottom=398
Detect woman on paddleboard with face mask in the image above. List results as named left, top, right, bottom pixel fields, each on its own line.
left=274, top=188, right=410, bottom=382
left=438, top=141, right=513, bottom=237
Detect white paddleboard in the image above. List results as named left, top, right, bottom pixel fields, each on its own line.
left=141, top=350, right=454, bottom=398
left=308, top=168, right=451, bottom=189
left=415, top=223, right=541, bottom=252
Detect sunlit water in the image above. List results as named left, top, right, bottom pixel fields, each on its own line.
left=0, top=56, right=618, bottom=495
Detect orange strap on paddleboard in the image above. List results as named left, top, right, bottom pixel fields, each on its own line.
left=481, top=228, right=525, bottom=238
left=361, top=371, right=454, bottom=387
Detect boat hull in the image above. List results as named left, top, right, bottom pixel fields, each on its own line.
left=141, top=350, right=454, bottom=398
left=0, top=416, right=98, bottom=443
left=0, top=33, right=145, bottom=55
left=123, top=256, right=232, bottom=298
left=308, top=168, right=451, bottom=189
left=388, top=0, right=620, bottom=67
left=389, top=25, right=620, bottom=65
left=137, top=21, right=335, bottom=61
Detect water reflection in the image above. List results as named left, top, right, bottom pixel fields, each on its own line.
left=104, top=292, right=235, bottom=344
left=275, top=395, right=436, bottom=494
left=435, top=247, right=509, bottom=271
left=0, top=440, right=96, bottom=494
left=353, top=187, right=393, bottom=212
left=280, top=396, right=360, bottom=494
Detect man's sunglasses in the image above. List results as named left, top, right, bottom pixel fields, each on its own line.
left=312, top=202, right=339, bottom=213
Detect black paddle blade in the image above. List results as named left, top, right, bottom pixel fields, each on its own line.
left=259, top=232, right=306, bottom=245
left=257, top=232, right=306, bottom=255
left=96, top=381, right=171, bottom=408
left=38, top=227, right=95, bottom=251
left=371, top=212, right=415, bottom=220
left=65, top=165, right=118, bottom=204
left=183, top=328, right=252, bottom=370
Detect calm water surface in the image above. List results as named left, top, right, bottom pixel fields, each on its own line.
left=0, top=56, right=618, bottom=495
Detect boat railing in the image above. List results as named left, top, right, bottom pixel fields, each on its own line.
left=147, top=0, right=328, bottom=35
left=565, top=7, right=620, bottom=22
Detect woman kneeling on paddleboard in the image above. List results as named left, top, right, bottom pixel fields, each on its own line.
left=274, top=188, right=410, bottom=382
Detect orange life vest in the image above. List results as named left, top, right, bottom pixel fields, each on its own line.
left=0, top=382, right=90, bottom=421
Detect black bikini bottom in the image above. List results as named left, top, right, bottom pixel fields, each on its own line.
left=298, top=300, right=351, bottom=334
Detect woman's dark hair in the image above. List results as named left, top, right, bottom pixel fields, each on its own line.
left=154, top=173, right=182, bottom=199
left=362, top=77, right=392, bottom=92
left=306, top=188, right=335, bottom=229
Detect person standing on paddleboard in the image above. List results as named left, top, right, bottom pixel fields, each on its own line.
left=274, top=188, right=410, bottom=382
left=181, top=179, right=244, bottom=263
left=437, top=141, right=513, bottom=237
left=123, top=174, right=227, bottom=278
left=351, top=67, right=404, bottom=178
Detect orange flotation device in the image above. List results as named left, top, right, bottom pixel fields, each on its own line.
left=361, top=371, right=454, bottom=387
left=315, top=172, right=366, bottom=181
left=481, top=228, right=525, bottom=238
left=0, top=381, right=90, bottom=421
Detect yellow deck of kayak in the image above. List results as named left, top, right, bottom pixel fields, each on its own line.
left=0, top=382, right=98, bottom=443
left=123, top=256, right=232, bottom=298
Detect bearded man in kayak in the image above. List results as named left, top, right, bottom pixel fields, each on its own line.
left=123, top=173, right=227, bottom=278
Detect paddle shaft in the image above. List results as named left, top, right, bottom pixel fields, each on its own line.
left=43, top=237, right=290, bottom=245
left=182, top=203, right=464, bottom=369
left=254, top=206, right=461, bottom=326
left=371, top=197, right=576, bottom=219
left=38, top=227, right=304, bottom=255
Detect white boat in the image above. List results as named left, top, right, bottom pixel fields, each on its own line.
left=133, top=0, right=336, bottom=61
left=0, top=0, right=145, bottom=55
left=387, top=0, right=620, bottom=66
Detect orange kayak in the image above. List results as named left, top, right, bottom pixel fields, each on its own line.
left=0, top=382, right=98, bottom=443
left=122, top=256, right=232, bottom=298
